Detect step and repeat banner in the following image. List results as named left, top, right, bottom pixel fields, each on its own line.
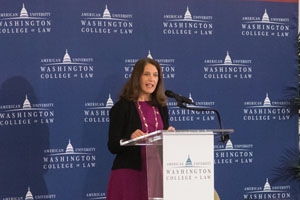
left=0, top=0, right=299, bottom=199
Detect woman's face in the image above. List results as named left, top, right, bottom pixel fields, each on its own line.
left=139, top=63, right=159, bottom=101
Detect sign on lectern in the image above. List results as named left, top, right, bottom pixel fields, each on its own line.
left=163, top=130, right=214, bottom=200
left=120, top=129, right=233, bottom=200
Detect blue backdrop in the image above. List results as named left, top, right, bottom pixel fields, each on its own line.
left=0, top=0, right=299, bottom=199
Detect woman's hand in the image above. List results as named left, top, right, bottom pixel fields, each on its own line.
left=130, top=129, right=146, bottom=139
left=167, top=126, right=175, bottom=131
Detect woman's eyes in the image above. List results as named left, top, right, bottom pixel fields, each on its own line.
left=144, top=72, right=158, bottom=76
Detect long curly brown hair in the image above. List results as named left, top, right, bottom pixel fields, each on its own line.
left=120, top=57, right=167, bottom=106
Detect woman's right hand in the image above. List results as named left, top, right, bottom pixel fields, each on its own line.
left=130, top=129, right=146, bottom=139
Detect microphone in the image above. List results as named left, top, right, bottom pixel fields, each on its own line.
left=165, top=89, right=230, bottom=143
left=165, top=90, right=194, bottom=105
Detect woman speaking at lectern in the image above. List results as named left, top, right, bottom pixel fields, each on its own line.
left=106, top=57, right=174, bottom=200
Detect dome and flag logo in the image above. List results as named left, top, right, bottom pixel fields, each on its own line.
left=80, top=4, right=134, bottom=34
left=0, top=3, right=52, bottom=34
left=165, top=154, right=213, bottom=181
left=202, top=51, right=253, bottom=80
left=124, top=50, right=176, bottom=79
left=243, top=178, right=291, bottom=200
left=162, top=6, right=213, bottom=36
left=0, top=95, right=54, bottom=126
left=243, top=93, right=291, bottom=121
left=214, top=139, right=254, bottom=165
left=167, top=92, right=217, bottom=124
left=241, top=8, right=290, bottom=38
left=43, top=139, right=97, bottom=170
left=2, top=186, right=56, bottom=200
left=84, top=93, right=113, bottom=123
left=40, top=49, right=95, bottom=80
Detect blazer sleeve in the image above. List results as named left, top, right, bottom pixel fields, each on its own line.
left=107, top=99, right=141, bottom=154
left=160, top=105, right=170, bottom=130
left=107, top=100, right=126, bottom=154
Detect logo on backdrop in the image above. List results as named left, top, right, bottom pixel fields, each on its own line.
left=203, top=51, right=253, bottom=79
left=84, top=93, right=113, bottom=123
left=162, top=6, right=213, bottom=36
left=167, top=93, right=216, bottom=123
left=243, top=93, right=291, bottom=121
left=3, top=186, right=56, bottom=200
left=0, top=95, right=54, bottom=126
left=165, top=154, right=212, bottom=181
left=214, top=139, right=254, bottom=165
left=0, top=3, right=52, bottom=34
left=85, top=192, right=106, bottom=200
left=80, top=4, right=133, bottom=34
left=40, top=49, right=94, bottom=79
left=124, top=50, right=175, bottom=79
left=243, top=178, right=291, bottom=200
left=43, top=139, right=96, bottom=170
left=241, top=9, right=290, bottom=38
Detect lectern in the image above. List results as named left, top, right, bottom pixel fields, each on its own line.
left=120, top=129, right=233, bottom=200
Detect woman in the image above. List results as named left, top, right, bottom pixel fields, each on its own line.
left=106, top=58, right=174, bottom=200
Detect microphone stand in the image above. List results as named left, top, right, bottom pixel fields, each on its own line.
left=176, top=101, right=230, bottom=143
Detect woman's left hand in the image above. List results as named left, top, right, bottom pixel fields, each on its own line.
left=167, top=126, right=175, bottom=131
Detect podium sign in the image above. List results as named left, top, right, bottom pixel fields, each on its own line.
left=120, top=129, right=233, bottom=200
left=163, top=131, right=214, bottom=200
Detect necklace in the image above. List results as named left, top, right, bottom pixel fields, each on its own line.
left=136, top=101, right=159, bottom=133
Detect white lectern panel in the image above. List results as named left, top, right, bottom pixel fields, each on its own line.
left=163, top=131, right=214, bottom=200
